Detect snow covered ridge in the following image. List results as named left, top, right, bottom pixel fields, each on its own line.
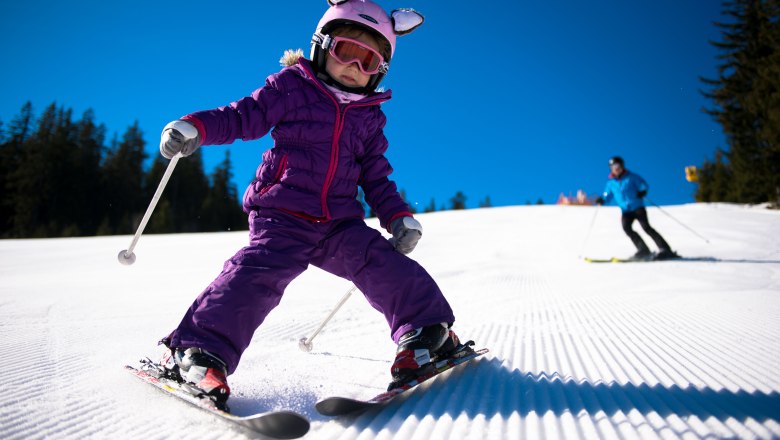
left=1, top=203, right=778, bottom=439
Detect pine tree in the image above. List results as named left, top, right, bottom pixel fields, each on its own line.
left=700, top=0, right=780, bottom=203
left=450, top=191, right=467, bottom=210
left=0, top=103, right=34, bottom=236
left=72, top=110, right=106, bottom=235
left=100, top=123, right=147, bottom=235
left=696, top=149, right=733, bottom=201
left=9, top=102, right=34, bottom=144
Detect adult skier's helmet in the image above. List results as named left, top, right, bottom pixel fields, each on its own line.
left=609, top=156, right=625, bottom=167
left=311, top=0, right=424, bottom=93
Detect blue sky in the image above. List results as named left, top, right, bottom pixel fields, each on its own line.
left=1, top=1, right=726, bottom=209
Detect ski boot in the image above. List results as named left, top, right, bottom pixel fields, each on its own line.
left=388, top=323, right=468, bottom=391
left=654, top=249, right=680, bottom=260
left=627, top=249, right=652, bottom=261
left=161, top=347, right=231, bottom=407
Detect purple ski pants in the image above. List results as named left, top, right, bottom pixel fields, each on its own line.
left=164, top=209, right=455, bottom=374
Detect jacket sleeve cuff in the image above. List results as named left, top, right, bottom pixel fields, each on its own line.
left=181, top=115, right=207, bottom=145
left=385, top=211, right=414, bottom=232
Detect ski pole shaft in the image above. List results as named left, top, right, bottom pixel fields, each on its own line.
left=578, top=204, right=600, bottom=258
left=646, top=198, right=710, bottom=244
left=299, top=285, right=357, bottom=352
left=118, top=153, right=182, bottom=265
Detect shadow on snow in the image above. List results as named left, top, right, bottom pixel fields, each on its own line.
left=348, top=357, right=779, bottom=433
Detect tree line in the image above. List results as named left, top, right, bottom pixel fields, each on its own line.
left=0, top=102, right=245, bottom=238
left=697, top=0, right=779, bottom=205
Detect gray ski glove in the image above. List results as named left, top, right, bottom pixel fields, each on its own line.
left=389, top=216, right=423, bottom=255
left=159, top=120, right=201, bottom=159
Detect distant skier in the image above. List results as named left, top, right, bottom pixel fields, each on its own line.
left=596, top=156, right=677, bottom=260
left=153, top=0, right=467, bottom=406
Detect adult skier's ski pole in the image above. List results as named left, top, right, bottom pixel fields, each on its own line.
left=646, top=198, right=710, bottom=244
left=578, top=204, right=600, bottom=258
left=117, top=153, right=183, bottom=265
left=299, top=284, right=357, bottom=352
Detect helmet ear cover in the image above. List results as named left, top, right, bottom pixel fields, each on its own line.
left=391, top=9, right=424, bottom=35
left=323, top=1, right=425, bottom=36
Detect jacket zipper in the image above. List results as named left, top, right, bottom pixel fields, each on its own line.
left=301, top=65, right=388, bottom=221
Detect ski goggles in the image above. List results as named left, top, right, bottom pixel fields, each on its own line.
left=326, top=36, right=389, bottom=75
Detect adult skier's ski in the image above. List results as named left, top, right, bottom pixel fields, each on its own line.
left=584, top=257, right=623, bottom=263
left=315, top=343, right=488, bottom=417
left=125, top=361, right=309, bottom=439
left=584, top=252, right=682, bottom=263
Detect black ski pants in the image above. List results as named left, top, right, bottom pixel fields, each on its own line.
left=621, top=207, right=671, bottom=253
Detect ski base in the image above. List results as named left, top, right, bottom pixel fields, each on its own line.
left=125, top=362, right=309, bottom=439
left=316, top=345, right=488, bottom=416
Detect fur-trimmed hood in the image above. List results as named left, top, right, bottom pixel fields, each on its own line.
left=280, top=49, right=305, bottom=67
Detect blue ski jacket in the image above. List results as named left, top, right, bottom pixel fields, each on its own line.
left=602, top=170, right=648, bottom=212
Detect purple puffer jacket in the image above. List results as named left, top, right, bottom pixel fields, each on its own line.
left=183, top=58, right=412, bottom=231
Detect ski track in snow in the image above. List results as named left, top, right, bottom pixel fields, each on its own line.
left=1, top=203, right=779, bottom=439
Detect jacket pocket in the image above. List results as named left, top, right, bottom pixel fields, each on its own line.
left=259, top=153, right=288, bottom=195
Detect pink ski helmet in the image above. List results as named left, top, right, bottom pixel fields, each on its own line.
left=311, top=0, right=424, bottom=92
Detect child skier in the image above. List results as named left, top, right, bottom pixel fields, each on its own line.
left=156, top=0, right=464, bottom=405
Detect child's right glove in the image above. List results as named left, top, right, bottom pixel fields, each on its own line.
left=389, top=216, right=423, bottom=255
left=159, top=120, right=202, bottom=159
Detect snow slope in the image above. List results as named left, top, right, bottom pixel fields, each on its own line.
left=1, top=203, right=778, bottom=439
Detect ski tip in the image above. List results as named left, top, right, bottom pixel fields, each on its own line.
left=242, top=411, right=310, bottom=439
left=316, top=397, right=373, bottom=416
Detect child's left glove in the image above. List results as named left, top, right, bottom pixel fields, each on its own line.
left=390, top=216, right=423, bottom=255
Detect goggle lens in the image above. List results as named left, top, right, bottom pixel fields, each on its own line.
left=329, top=37, right=386, bottom=75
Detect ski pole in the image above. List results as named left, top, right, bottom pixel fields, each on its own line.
left=578, top=204, right=600, bottom=259
left=117, top=153, right=183, bottom=265
left=646, top=198, right=710, bottom=244
left=299, top=284, right=357, bottom=352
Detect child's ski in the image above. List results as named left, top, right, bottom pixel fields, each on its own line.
left=125, top=361, right=309, bottom=439
left=315, top=344, right=488, bottom=417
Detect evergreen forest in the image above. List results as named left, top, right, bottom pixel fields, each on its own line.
left=0, top=103, right=246, bottom=238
